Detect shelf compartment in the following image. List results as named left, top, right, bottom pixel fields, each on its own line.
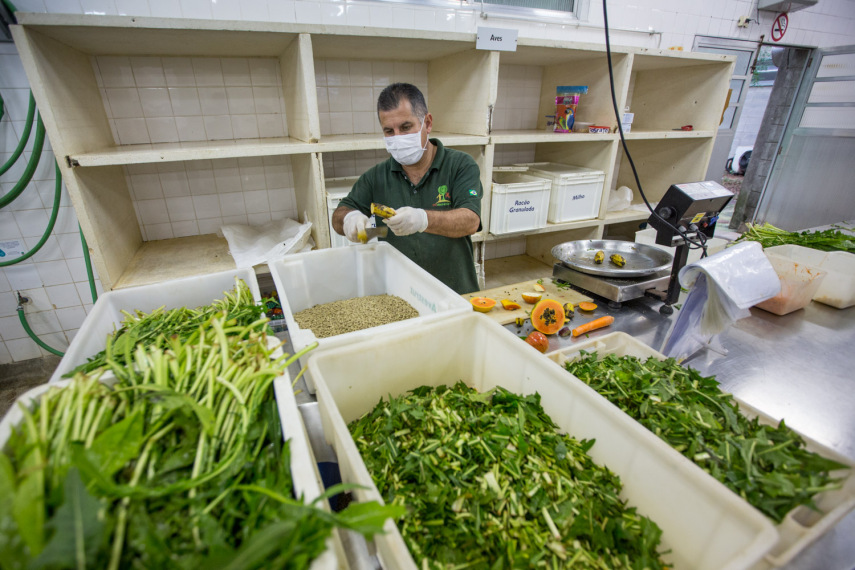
left=525, top=225, right=603, bottom=267
left=491, top=130, right=615, bottom=144
left=626, top=51, right=733, bottom=134
left=623, top=129, right=715, bottom=140
left=496, top=42, right=632, bottom=134
left=316, top=132, right=488, bottom=153
left=614, top=137, right=715, bottom=209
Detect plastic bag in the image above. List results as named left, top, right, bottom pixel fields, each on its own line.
left=662, top=241, right=780, bottom=361
left=607, top=186, right=633, bottom=212
left=220, top=217, right=314, bottom=268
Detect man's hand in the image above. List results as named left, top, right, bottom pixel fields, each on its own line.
left=386, top=207, right=429, bottom=236
left=343, top=210, right=369, bottom=243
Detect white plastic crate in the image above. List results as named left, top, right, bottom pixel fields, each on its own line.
left=268, top=242, right=472, bottom=393
left=514, top=162, right=605, bottom=223
left=308, top=314, right=777, bottom=570
left=326, top=176, right=359, bottom=249
left=763, top=244, right=855, bottom=309
left=1, top=339, right=341, bottom=570
left=550, top=332, right=855, bottom=568
left=49, top=268, right=261, bottom=383
left=489, top=171, right=550, bottom=234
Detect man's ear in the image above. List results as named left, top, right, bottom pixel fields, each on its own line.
left=424, top=113, right=433, bottom=134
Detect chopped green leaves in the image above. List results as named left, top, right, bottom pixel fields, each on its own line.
left=349, top=382, right=666, bottom=569
left=565, top=352, right=848, bottom=522
left=735, top=222, right=855, bottom=253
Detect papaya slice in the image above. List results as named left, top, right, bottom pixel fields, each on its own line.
left=470, top=297, right=496, bottom=313
left=530, top=298, right=565, bottom=335
left=521, top=292, right=543, bottom=304
left=578, top=301, right=597, bottom=312
left=500, top=299, right=522, bottom=310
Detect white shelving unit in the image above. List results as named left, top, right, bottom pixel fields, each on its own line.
left=12, top=13, right=733, bottom=290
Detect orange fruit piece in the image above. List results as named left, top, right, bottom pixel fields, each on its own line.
left=500, top=299, right=522, bottom=310
left=578, top=301, right=598, bottom=312
left=521, top=292, right=543, bottom=304
left=525, top=331, right=549, bottom=353
left=470, top=297, right=496, bottom=313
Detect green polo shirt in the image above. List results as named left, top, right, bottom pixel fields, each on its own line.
left=340, top=139, right=483, bottom=294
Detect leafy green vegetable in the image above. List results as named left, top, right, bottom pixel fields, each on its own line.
left=1, top=291, right=400, bottom=570
left=735, top=222, right=855, bottom=253
left=350, top=382, right=667, bottom=569
left=565, top=353, right=848, bottom=522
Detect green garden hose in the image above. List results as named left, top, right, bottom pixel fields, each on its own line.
left=80, top=224, right=98, bottom=303
left=0, top=114, right=45, bottom=209
left=0, top=91, right=36, bottom=176
left=17, top=302, right=64, bottom=357
left=0, top=162, right=61, bottom=268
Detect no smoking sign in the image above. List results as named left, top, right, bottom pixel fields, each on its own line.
left=772, top=12, right=788, bottom=42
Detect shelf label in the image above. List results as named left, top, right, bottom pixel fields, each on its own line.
left=476, top=27, right=518, bottom=52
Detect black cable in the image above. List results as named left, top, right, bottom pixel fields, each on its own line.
left=601, top=0, right=708, bottom=258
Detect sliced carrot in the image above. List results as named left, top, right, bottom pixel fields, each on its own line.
left=578, top=301, right=597, bottom=312
left=571, top=315, right=614, bottom=337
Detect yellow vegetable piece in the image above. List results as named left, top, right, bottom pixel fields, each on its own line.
left=610, top=253, right=626, bottom=267
left=500, top=299, right=522, bottom=310
left=594, top=250, right=605, bottom=264
left=371, top=202, right=397, bottom=219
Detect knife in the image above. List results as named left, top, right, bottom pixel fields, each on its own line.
left=358, top=226, right=388, bottom=243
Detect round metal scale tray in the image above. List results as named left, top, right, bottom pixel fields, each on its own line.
left=551, top=240, right=673, bottom=279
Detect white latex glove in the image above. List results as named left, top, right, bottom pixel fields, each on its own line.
left=386, top=207, right=428, bottom=236
left=343, top=210, right=369, bottom=243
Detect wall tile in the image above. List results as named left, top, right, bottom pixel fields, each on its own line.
left=171, top=220, right=199, bottom=237
left=139, top=88, right=173, bottom=117
left=6, top=337, right=42, bottom=362
left=328, top=87, right=352, bottom=112
left=56, top=306, right=87, bottom=331
left=146, top=117, right=180, bottom=143
left=35, top=260, right=73, bottom=286
left=192, top=194, right=222, bottom=219
left=187, top=167, right=217, bottom=195
left=0, top=315, right=26, bottom=341
left=43, top=0, right=83, bottom=15
left=369, top=5, right=395, bottom=28
left=221, top=59, right=252, bottom=86
left=163, top=58, right=197, bottom=87
left=81, top=0, right=117, bottom=15
left=295, top=1, right=322, bottom=24
left=175, top=116, right=207, bottom=141
left=346, top=4, right=370, bottom=27
left=204, top=115, right=234, bottom=140
left=146, top=222, right=174, bottom=240
left=249, top=59, right=280, bottom=87
left=28, top=235, right=65, bottom=263
left=169, top=87, right=203, bottom=115
left=0, top=342, right=11, bottom=365
left=115, top=0, right=150, bottom=16
left=14, top=0, right=47, bottom=11
left=240, top=0, right=269, bottom=21
left=129, top=171, right=163, bottom=200
left=65, top=257, right=89, bottom=282
left=199, top=87, right=230, bottom=115
left=244, top=189, right=269, bottom=214
left=211, top=0, right=240, bottom=19
left=197, top=218, right=223, bottom=234
left=257, top=114, right=286, bottom=138
left=179, top=0, right=213, bottom=19
left=193, top=58, right=225, bottom=87
left=4, top=264, right=42, bottom=290
left=219, top=192, right=247, bottom=216
left=56, top=232, right=84, bottom=259
left=269, top=1, right=296, bottom=23
left=248, top=212, right=272, bottom=226
left=138, top=199, right=170, bottom=225
left=115, top=118, right=150, bottom=145
left=14, top=209, right=50, bottom=238
left=221, top=214, right=248, bottom=226
left=148, top=0, right=183, bottom=18
left=0, top=271, right=9, bottom=293
left=45, top=283, right=81, bottom=309
left=226, top=86, right=256, bottom=115
left=166, top=196, right=196, bottom=222
left=26, top=309, right=63, bottom=335
left=231, top=115, right=260, bottom=138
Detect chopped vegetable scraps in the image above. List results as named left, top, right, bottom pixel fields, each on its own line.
left=349, top=382, right=668, bottom=569
left=565, top=352, right=848, bottom=522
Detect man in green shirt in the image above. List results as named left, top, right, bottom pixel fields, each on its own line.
left=331, top=83, right=483, bottom=295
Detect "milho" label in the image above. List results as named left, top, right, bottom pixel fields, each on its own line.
left=572, top=194, right=586, bottom=200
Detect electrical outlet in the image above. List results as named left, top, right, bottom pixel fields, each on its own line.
left=737, top=16, right=750, bottom=28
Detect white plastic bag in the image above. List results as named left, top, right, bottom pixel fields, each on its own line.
left=607, top=185, right=633, bottom=212
left=662, top=241, right=780, bottom=361
left=220, top=217, right=314, bottom=268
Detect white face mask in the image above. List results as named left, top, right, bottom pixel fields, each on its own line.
left=383, top=119, right=427, bottom=166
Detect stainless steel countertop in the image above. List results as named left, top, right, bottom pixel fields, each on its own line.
left=283, top=285, right=855, bottom=570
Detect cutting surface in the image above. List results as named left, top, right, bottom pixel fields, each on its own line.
left=464, top=278, right=592, bottom=325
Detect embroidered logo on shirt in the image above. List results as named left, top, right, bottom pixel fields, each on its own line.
left=469, top=189, right=478, bottom=196
left=434, top=185, right=451, bottom=206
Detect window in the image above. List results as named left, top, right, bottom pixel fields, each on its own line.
left=481, top=0, right=576, bottom=13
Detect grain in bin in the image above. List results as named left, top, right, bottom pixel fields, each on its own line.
left=268, top=242, right=471, bottom=392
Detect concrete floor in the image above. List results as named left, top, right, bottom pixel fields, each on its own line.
left=0, top=355, right=60, bottom=418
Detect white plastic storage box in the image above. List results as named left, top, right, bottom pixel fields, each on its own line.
left=756, top=248, right=828, bottom=316
left=489, top=170, right=550, bottom=234
left=49, top=268, right=261, bottom=384
left=268, top=242, right=472, bottom=393
left=326, top=176, right=358, bottom=249
left=308, top=314, right=777, bottom=570
left=1, top=341, right=341, bottom=570
left=549, top=332, right=855, bottom=568
left=514, top=162, right=605, bottom=223
left=763, top=244, right=855, bottom=309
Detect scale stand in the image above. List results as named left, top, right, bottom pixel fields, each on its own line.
left=645, top=240, right=691, bottom=315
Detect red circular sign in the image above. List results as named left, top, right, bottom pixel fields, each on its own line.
left=772, top=12, right=788, bottom=42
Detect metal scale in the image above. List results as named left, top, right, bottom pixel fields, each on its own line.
left=551, top=181, right=735, bottom=314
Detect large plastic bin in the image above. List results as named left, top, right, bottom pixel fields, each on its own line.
left=755, top=248, right=828, bottom=315
left=307, top=314, right=777, bottom=570
left=489, top=170, right=550, bottom=234
left=1, top=339, right=341, bottom=570
left=268, top=242, right=472, bottom=393
left=325, top=176, right=358, bottom=249
left=514, top=162, right=605, bottom=223
left=763, top=244, right=855, bottom=309
left=549, top=332, right=855, bottom=568
left=49, top=268, right=261, bottom=383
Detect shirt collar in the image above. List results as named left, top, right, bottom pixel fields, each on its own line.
left=389, top=138, right=445, bottom=173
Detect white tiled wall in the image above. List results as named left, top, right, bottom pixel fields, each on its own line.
left=126, top=157, right=298, bottom=240
left=494, top=65, right=543, bottom=131
left=316, top=59, right=428, bottom=137
left=94, top=56, right=288, bottom=144
left=3, top=0, right=855, bottom=364
left=322, top=149, right=388, bottom=179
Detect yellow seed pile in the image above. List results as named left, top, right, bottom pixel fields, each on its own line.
left=294, top=294, right=419, bottom=338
